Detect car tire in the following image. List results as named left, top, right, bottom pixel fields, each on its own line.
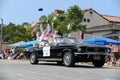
left=63, top=51, right=75, bottom=67
left=30, top=53, right=38, bottom=64
left=92, top=59, right=105, bottom=67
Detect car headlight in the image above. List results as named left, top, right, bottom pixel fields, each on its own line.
left=107, top=48, right=111, bottom=54
left=77, top=48, right=81, bottom=52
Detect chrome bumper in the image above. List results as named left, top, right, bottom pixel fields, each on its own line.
left=74, top=52, right=109, bottom=55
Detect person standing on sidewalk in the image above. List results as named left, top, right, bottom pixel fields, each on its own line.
left=111, top=53, right=116, bottom=66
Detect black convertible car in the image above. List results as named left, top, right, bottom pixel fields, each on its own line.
left=24, top=37, right=111, bottom=67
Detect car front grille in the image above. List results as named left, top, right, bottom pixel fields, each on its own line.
left=87, top=47, right=106, bottom=52
left=80, top=46, right=109, bottom=53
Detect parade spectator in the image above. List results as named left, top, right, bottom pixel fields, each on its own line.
left=4, top=50, right=8, bottom=59
left=108, top=44, right=117, bottom=66
left=0, top=51, right=3, bottom=59
left=110, top=53, right=116, bottom=66
left=116, top=58, right=120, bottom=67
left=10, top=47, right=16, bottom=56
left=12, top=51, right=19, bottom=60
left=106, top=43, right=115, bottom=65
left=16, top=52, right=26, bottom=60
left=108, top=43, right=115, bottom=52
left=7, top=49, right=12, bottom=60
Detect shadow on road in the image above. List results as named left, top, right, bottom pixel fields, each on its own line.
left=33, top=62, right=113, bottom=69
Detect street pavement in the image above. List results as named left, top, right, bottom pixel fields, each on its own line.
left=0, top=60, right=120, bottom=80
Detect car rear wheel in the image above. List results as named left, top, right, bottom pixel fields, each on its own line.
left=92, top=59, right=105, bottom=67
left=30, top=53, right=38, bottom=64
left=63, top=51, right=75, bottom=67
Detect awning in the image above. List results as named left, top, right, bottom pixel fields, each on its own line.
left=20, top=40, right=39, bottom=47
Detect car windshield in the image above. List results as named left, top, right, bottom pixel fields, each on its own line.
left=54, top=37, right=80, bottom=44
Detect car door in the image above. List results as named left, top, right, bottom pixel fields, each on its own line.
left=37, top=44, right=60, bottom=58
left=37, top=43, right=63, bottom=58
left=50, top=44, right=62, bottom=58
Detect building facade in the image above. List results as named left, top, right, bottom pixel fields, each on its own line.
left=82, top=8, right=120, bottom=40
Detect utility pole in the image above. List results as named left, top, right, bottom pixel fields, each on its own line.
left=0, top=18, right=3, bottom=51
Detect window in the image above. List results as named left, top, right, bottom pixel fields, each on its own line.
left=90, top=11, right=93, bottom=14
left=87, top=19, right=90, bottom=22
left=84, top=18, right=86, bottom=22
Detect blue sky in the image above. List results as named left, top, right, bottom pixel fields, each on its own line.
left=0, top=0, right=120, bottom=25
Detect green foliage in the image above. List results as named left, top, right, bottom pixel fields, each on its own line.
left=48, top=13, right=55, bottom=28
left=25, top=24, right=33, bottom=41
left=5, top=23, right=32, bottom=43
left=48, top=5, right=86, bottom=34
left=67, top=5, right=83, bottom=22
left=39, top=15, right=47, bottom=29
left=52, top=14, right=68, bottom=33
left=66, top=5, right=86, bottom=32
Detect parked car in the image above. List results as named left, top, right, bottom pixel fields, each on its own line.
left=24, top=37, right=111, bottom=67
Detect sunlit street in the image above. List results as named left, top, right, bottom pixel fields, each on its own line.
left=0, top=60, right=120, bottom=80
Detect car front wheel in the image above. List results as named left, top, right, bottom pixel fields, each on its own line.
left=63, top=51, right=75, bottom=67
left=30, top=53, right=38, bottom=64
left=92, top=59, right=105, bottom=67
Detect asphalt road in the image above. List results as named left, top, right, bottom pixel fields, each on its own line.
left=0, top=60, right=120, bottom=80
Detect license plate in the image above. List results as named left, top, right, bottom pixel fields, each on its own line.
left=94, top=55, right=101, bottom=60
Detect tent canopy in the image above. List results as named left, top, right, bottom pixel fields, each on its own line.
left=8, top=41, right=25, bottom=47
left=20, top=40, right=39, bottom=47
left=84, top=37, right=120, bottom=45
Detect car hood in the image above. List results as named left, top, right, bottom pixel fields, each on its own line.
left=78, top=43, right=107, bottom=48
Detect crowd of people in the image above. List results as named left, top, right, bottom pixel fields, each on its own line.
left=36, top=30, right=62, bottom=47
left=106, top=43, right=120, bottom=67
left=0, top=47, right=25, bottom=60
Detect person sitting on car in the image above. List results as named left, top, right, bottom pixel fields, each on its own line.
left=39, top=42, right=45, bottom=48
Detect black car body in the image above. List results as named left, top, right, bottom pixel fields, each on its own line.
left=25, top=37, right=111, bottom=67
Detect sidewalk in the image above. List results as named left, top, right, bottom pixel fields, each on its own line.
left=104, top=63, right=120, bottom=67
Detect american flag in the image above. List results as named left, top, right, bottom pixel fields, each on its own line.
left=39, top=24, right=43, bottom=34
left=40, top=24, right=52, bottom=41
left=77, top=31, right=82, bottom=39
left=31, top=22, right=37, bottom=28
left=44, top=24, right=51, bottom=37
left=31, top=27, right=37, bottom=37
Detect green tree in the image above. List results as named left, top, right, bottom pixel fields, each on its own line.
left=48, top=12, right=56, bottom=27
left=22, top=22, right=30, bottom=28
left=25, top=23, right=33, bottom=41
left=5, top=23, right=28, bottom=43
left=39, top=15, right=48, bottom=29
left=48, top=5, right=86, bottom=35
left=52, top=14, right=68, bottom=33
left=66, top=5, right=86, bottom=33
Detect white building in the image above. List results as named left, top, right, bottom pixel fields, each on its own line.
left=82, top=8, right=120, bottom=40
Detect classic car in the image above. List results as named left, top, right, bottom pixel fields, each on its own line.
left=24, top=37, right=111, bottom=67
